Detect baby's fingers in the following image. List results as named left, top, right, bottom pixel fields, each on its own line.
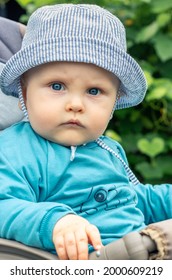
left=54, top=234, right=68, bottom=260
left=75, top=228, right=89, bottom=260
left=64, top=232, right=78, bottom=260
left=55, top=231, right=88, bottom=260
left=86, top=224, right=102, bottom=251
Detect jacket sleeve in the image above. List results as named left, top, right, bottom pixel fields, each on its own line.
left=103, top=137, right=172, bottom=225
left=133, top=183, right=172, bottom=225
left=0, top=150, right=75, bottom=251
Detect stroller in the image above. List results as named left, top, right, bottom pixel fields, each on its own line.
left=0, top=16, right=172, bottom=260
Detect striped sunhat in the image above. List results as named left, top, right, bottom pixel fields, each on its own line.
left=0, top=4, right=147, bottom=110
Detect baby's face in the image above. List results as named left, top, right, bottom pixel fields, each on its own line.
left=22, top=62, right=119, bottom=146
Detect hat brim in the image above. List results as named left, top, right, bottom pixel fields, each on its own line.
left=0, top=37, right=147, bottom=109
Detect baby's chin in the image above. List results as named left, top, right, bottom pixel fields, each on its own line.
left=51, top=136, right=94, bottom=147
left=36, top=129, right=98, bottom=147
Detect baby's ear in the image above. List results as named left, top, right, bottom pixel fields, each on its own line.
left=18, top=94, right=27, bottom=111
left=18, top=100, right=22, bottom=110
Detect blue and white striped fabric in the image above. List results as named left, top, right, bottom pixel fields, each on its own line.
left=96, top=138, right=140, bottom=185
left=0, top=4, right=147, bottom=110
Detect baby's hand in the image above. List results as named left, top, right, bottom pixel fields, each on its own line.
left=53, top=214, right=102, bottom=260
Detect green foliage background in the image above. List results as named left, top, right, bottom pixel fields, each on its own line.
left=16, top=0, right=172, bottom=184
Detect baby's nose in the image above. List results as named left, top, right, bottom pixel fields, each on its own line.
left=65, top=96, right=84, bottom=112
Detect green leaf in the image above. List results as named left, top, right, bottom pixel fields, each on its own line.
left=156, top=156, right=172, bottom=175
left=137, top=137, right=165, bottom=158
left=144, top=71, right=154, bottom=87
left=146, top=87, right=167, bottom=101
left=122, top=134, right=141, bottom=153
left=151, top=0, right=172, bottom=13
left=146, top=78, right=172, bottom=101
left=136, top=162, right=164, bottom=179
left=156, top=13, right=171, bottom=28
left=105, top=130, right=122, bottom=142
left=16, top=0, right=32, bottom=8
left=136, top=21, right=158, bottom=43
left=166, top=90, right=172, bottom=100
left=153, top=34, right=172, bottom=62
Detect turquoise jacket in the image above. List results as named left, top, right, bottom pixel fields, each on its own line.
left=0, top=122, right=172, bottom=253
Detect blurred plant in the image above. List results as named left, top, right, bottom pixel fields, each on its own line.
left=15, top=0, right=172, bottom=184
left=106, top=0, right=172, bottom=183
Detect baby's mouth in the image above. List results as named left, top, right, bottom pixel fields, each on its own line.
left=61, top=119, right=84, bottom=127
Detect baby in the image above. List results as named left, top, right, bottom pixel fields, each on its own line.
left=0, top=4, right=172, bottom=260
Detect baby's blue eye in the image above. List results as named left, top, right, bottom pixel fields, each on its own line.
left=88, top=88, right=100, bottom=96
left=51, top=83, right=64, bottom=91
